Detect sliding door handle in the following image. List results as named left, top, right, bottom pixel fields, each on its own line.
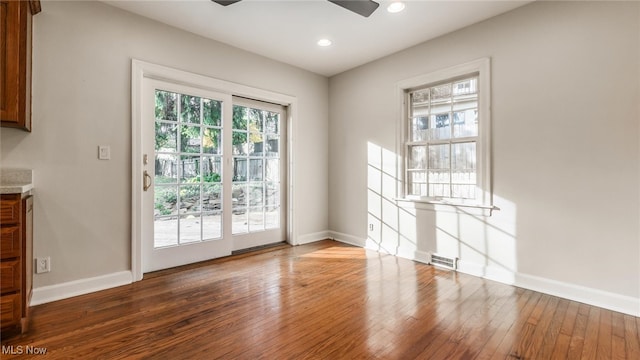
left=143, top=170, right=152, bottom=191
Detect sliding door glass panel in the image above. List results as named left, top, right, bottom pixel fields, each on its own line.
left=231, top=104, right=281, bottom=235
left=154, top=89, right=224, bottom=248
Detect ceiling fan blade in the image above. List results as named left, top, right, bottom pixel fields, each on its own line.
left=212, top=0, right=242, bottom=6
left=328, top=0, right=379, bottom=17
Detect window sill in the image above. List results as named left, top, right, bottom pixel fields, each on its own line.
left=395, top=198, right=499, bottom=216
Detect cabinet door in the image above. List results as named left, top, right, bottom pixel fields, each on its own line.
left=0, top=0, right=30, bottom=131
left=0, top=259, right=20, bottom=294
left=0, top=292, right=20, bottom=329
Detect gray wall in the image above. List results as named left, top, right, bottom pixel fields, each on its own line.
left=329, top=0, right=639, bottom=309
left=0, top=0, right=329, bottom=287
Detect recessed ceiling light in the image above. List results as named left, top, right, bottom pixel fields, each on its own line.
left=317, top=38, right=332, bottom=47
left=387, top=1, right=405, bottom=13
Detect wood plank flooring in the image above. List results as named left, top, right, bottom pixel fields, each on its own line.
left=2, top=240, right=639, bottom=359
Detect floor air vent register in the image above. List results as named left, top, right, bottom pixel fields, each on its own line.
left=430, top=254, right=458, bottom=270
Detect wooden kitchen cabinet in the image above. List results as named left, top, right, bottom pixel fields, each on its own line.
left=0, top=194, right=33, bottom=334
left=0, top=0, right=41, bottom=131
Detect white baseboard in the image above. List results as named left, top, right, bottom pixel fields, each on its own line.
left=331, top=232, right=430, bottom=264
left=296, top=230, right=332, bottom=245
left=331, top=231, right=640, bottom=317
left=329, top=231, right=365, bottom=247
left=514, top=273, right=640, bottom=317
left=31, top=271, right=133, bottom=306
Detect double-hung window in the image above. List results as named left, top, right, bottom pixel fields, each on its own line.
left=399, top=58, right=491, bottom=208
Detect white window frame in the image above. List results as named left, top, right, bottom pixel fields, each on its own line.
left=395, top=58, right=492, bottom=212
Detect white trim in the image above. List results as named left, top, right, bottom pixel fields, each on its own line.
left=396, top=57, right=492, bottom=208
left=329, top=231, right=366, bottom=247
left=296, top=231, right=332, bottom=245
left=31, top=271, right=132, bottom=306
left=395, top=198, right=498, bottom=216
left=396, top=247, right=431, bottom=264
left=332, top=231, right=429, bottom=264
left=131, top=59, right=297, bottom=280
left=514, top=273, right=640, bottom=317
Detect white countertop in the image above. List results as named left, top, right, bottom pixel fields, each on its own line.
left=0, top=183, right=34, bottom=194
left=0, top=169, right=33, bottom=194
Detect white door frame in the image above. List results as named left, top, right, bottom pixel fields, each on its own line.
left=131, top=59, right=298, bottom=282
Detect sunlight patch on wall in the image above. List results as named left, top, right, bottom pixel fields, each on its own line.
left=367, top=142, right=420, bottom=258
left=434, top=195, right=518, bottom=283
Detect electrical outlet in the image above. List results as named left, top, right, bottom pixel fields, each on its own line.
left=36, top=257, right=51, bottom=274
left=369, top=223, right=374, bottom=231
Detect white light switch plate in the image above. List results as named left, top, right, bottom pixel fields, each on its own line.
left=98, top=145, right=111, bottom=160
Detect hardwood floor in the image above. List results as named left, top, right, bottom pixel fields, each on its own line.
left=2, top=240, right=639, bottom=359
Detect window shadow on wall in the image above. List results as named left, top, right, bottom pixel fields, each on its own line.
left=367, top=141, right=519, bottom=284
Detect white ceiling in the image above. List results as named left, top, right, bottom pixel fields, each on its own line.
left=104, top=0, right=531, bottom=77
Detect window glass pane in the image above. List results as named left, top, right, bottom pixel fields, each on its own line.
left=179, top=185, right=201, bottom=213
left=408, top=171, right=426, bottom=196
left=232, top=183, right=247, bottom=209
left=180, top=155, right=200, bottom=182
left=233, top=157, right=247, bottom=182
left=155, top=122, right=177, bottom=152
left=180, top=215, right=201, bottom=244
left=430, top=83, right=451, bottom=101
left=154, top=217, right=178, bottom=248
left=203, top=212, right=222, bottom=240
left=408, top=146, right=427, bottom=169
left=265, top=206, right=280, bottom=229
left=411, top=89, right=430, bottom=142
left=250, top=159, right=263, bottom=181
left=249, top=132, right=264, bottom=156
left=452, top=92, right=477, bottom=138
left=202, top=156, right=222, bottom=183
left=180, top=125, right=201, bottom=153
left=180, top=95, right=201, bottom=124
left=155, top=155, right=177, bottom=184
left=232, top=105, right=247, bottom=130
left=453, top=109, right=478, bottom=138
left=428, top=144, right=450, bottom=170
left=232, top=212, right=247, bottom=234
left=155, top=90, right=177, bottom=121
left=202, top=184, right=222, bottom=211
left=203, top=128, right=221, bottom=154
left=232, top=182, right=247, bottom=234
left=265, top=113, right=279, bottom=134
left=203, top=99, right=221, bottom=126
left=249, top=183, right=264, bottom=207
left=451, top=142, right=477, bottom=199
left=265, top=182, right=280, bottom=206
left=248, top=108, right=264, bottom=133
left=451, top=142, right=476, bottom=171
left=429, top=113, right=451, bottom=140
left=452, top=185, right=476, bottom=199
left=232, top=131, right=248, bottom=155
left=428, top=170, right=450, bottom=185
left=453, top=78, right=477, bottom=96
left=266, top=135, right=279, bottom=157
left=411, top=117, right=429, bottom=141
left=249, top=207, right=264, bottom=232
left=429, top=183, right=451, bottom=198
left=265, top=159, right=279, bottom=182
left=411, top=89, right=430, bottom=104
left=154, top=185, right=177, bottom=217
